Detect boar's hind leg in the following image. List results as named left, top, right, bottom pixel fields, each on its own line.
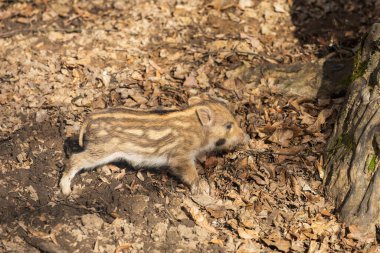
left=60, top=151, right=102, bottom=195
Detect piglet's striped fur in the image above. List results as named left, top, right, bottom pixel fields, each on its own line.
left=60, top=99, right=248, bottom=195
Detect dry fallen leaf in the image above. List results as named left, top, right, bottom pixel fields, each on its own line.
left=115, top=171, right=126, bottom=180
left=222, top=78, right=237, bottom=91
left=307, top=109, right=333, bottom=133
left=0, top=1, right=371, bottom=252
left=300, top=112, right=316, bottom=125
left=205, top=205, right=227, bottom=219
left=210, top=237, right=224, bottom=246
left=183, top=71, right=199, bottom=87
left=290, top=175, right=302, bottom=197
left=136, top=171, right=145, bottom=181
left=182, top=198, right=217, bottom=234
left=347, top=225, right=369, bottom=242
left=268, top=129, right=294, bottom=147
left=115, top=244, right=132, bottom=253
left=262, top=233, right=291, bottom=252
left=237, top=227, right=260, bottom=240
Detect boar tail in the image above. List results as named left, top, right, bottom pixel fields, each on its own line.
left=78, top=119, right=91, bottom=147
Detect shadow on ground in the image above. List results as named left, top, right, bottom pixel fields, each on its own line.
left=0, top=118, right=195, bottom=252
left=291, top=0, right=380, bottom=98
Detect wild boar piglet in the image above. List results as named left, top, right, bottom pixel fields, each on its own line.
left=60, top=99, right=249, bottom=195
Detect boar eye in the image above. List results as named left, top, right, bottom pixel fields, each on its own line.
left=225, top=123, right=233, bottom=130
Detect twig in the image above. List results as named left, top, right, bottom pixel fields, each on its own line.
left=0, top=27, right=120, bottom=38
left=18, top=228, right=68, bottom=253
left=238, top=149, right=322, bottom=157
left=114, top=244, right=132, bottom=253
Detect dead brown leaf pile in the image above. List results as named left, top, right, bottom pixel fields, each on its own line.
left=0, top=0, right=379, bottom=252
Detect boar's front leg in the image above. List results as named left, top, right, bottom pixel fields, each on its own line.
left=169, top=156, right=200, bottom=194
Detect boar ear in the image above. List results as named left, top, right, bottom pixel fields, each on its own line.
left=188, top=96, right=203, bottom=106
left=196, top=107, right=213, bottom=126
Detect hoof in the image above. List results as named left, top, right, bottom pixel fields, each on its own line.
left=60, top=177, right=72, bottom=196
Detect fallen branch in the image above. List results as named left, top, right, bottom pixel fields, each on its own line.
left=18, top=228, right=68, bottom=253
left=0, top=27, right=120, bottom=38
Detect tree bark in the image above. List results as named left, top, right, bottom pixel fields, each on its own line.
left=323, top=23, right=380, bottom=238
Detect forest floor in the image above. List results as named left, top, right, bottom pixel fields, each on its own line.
left=0, top=0, right=379, bottom=252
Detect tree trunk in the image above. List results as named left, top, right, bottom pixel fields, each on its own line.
left=324, top=23, right=380, bottom=238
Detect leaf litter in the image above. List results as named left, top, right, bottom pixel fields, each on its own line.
left=0, top=0, right=379, bottom=252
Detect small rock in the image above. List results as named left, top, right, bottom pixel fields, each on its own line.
left=26, top=185, right=39, bottom=202
left=128, top=195, right=149, bottom=214
left=131, top=71, right=144, bottom=81
left=124, top=98, right=138, bottom=107
left=113, top=0, right=127, bottom=10
left=196, top=72, right=209, bottom=88
left=239, top=0, right=254, bottom=9
left=73, top=97, right=92, bottom=107
left=100, top=71, right=111, bottom=87
left=169, top=207, right=188, bottom=221
left=112, top=219, right=140, bottom=239
left=177, top=224, right=195, bottom=240
left=194, top=226, right=210, bottom=241
left=159, top=49, right=169, bottom=58
left=48, top=31, right=64, bottom=42
left=130, top=93, right=148, bottom=105
left=222, top=78, right=237, bottom=91
left=173, top=64, right=187, bottom=79
left=61, top=68, right=69, bottom=76
left=50, top=3, right=70, bottom=17
left=16, top=152, right=27, bottom=163
left=81, top=214, right=104, bottom=230
left=35, top=109, right=48, bottom=123
left=151, top=222, right=168, bottom=242
left=273, top=2, right=286, bottom=13
left=92, top=96, right=106, bottom=109
left=260, top=24, right=276, bottom=36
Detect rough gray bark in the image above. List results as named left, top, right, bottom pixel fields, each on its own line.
left=324, top=23, right=380, bottom=238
